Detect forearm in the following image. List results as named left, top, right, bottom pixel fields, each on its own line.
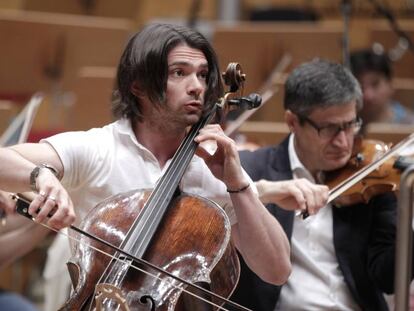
left=0, top=144, right=75, bottom=229
left=0, top=219, right=49, bottom=269
left=0, top=143, right=64, bottom=192
left=0, top=213, right=29, bottom=234
left=231, top=186, right=291, bottom=285
left=0, top=147, right=36, bottom=192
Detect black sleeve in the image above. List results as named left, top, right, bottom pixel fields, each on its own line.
left=366, top=192, right=411, bottom=294
left=239, top=148, right=271, bottom=181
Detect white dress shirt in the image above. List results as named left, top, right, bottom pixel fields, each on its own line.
left=275, top=134, right=361, bottom=311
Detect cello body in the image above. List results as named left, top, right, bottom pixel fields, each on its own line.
left=60, top=189, right=240, bottom=310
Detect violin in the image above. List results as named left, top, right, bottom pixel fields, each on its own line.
left=323, top=134, right=414, bottom=208
left=13, top=64, right=258, bottom=311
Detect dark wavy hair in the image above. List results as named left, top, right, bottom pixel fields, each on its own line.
left=112, top=23, right=223, bottom=121
left=350, top=48, right=392, bottom=80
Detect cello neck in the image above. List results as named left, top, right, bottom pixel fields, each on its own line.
left=121, top=105, right=219, bottom=258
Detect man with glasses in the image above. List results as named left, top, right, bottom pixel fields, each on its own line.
left=301, top=116, right=362, bottom=140
left=230, top=59, right=399, bottom=311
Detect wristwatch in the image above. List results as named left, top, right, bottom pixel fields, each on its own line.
left=30, top=164, right=59, bottom=192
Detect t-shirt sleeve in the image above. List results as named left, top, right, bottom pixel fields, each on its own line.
left=41, top=129, right=109, bottom=190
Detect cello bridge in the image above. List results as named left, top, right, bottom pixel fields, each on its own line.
left=95, top=283, right=130, bottom=311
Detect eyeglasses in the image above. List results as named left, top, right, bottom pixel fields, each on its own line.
left=301, top=116, right=362, bottom=140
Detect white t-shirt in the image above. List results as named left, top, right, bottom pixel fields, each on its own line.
left=41, top=118, right=252, bottom=309
left=275, top=134, right=360, bottom=311
left=44, top=118, right=240, bottom=226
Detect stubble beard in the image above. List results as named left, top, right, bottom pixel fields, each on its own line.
left=149, top=107, right=201, bottom=135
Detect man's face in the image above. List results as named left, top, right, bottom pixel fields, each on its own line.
left=289, top=101, right=359, bottom=174
left=156, top=44, right=208, bottom=128
left=358, top=71, right=393, bottom=123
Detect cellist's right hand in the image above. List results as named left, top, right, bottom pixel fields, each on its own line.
left=28, top=167, right=76, bottom=230
left=255, top=178, right=329, bottom=215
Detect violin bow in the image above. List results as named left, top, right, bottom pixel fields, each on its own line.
left=224, top=53, right=292, bottom=137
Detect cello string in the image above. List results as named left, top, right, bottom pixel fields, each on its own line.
left=96, top=104, right=223, bottom=304
left=122, top=106, right=212, bottom=256
left=124, top=104, right=217, bottom=258
left=123, top=62, right=234, bottom=251
left=13, top=195, right=251, bottom=311
left=38, top=222, right=234, bottom=311
left=102, top=112, right=210, bottom=292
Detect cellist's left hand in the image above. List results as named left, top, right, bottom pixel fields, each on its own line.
left=194, top=124, right=249, bottom=190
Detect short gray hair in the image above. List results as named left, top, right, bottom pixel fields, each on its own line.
left=284, top=59, right=362, bottom=118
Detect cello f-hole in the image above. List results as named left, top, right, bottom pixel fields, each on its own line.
left=139, top=295, right=155, bottom=311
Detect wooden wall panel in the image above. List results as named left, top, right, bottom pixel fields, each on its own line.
left=370, top=21, right=414, bottom=79
left=213, top=22, right=343, bottom=122
left=0, top=10, right=131, bottom=95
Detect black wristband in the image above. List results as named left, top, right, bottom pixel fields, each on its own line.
left=29, top=164, right=59, bottom=192
left=227, top=183, right=250, bottom=193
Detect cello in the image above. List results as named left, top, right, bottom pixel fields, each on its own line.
left=14, top=63, right=257, bottom=311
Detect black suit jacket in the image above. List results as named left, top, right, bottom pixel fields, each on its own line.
left=230, top=136, right=402, bottom=311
